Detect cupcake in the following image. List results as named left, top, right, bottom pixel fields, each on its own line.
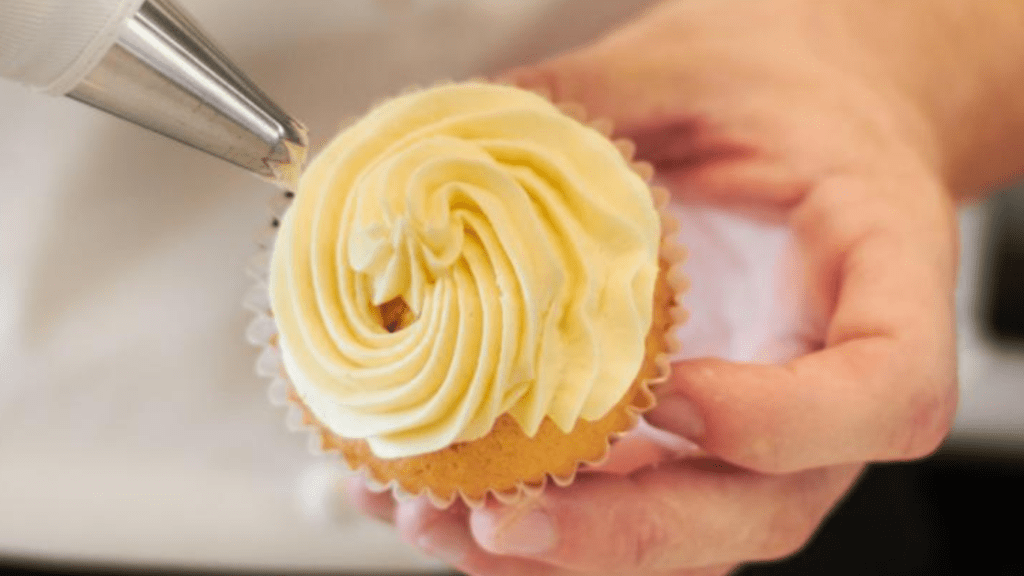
left=250, top=81, right=687, bottom=507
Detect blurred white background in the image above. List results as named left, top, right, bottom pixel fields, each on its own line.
left=0, top=0, right=654, bottom=572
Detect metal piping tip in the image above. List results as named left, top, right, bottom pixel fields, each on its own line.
left=266, top=122, right=308, bottom=191
left=67, top=0, right=307, bottom=189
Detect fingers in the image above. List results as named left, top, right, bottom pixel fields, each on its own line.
left=583, top=419, right=703, bottom=475
left=500, top=31, right=659, bottom=130
left=352, top=472, right=756, bottom=576
left=656, top=154, right=812, bottom=218
left=385, top=461, right=815, bottom=573
left=395, top=498, right=565, bottom=576
left=581, top=432, right=670, bottom=475
left=648, top=175, right=959, bottom=473
left=347, top=482, right=563, bottom=574
left=512, top=23, right=960, bottom=474
left=500, top=8, right=817, bottom=218
left=499, top=1, right=736, bottom=136
left=345, top=476, right=397, bottom=524
left=464, top=462, right=862, bottom=574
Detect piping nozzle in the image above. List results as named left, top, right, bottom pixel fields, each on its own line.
left=1, top=0, right=307, bottom=188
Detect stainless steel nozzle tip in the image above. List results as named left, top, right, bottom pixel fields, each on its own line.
left=68, top=0, right=307, bottom=189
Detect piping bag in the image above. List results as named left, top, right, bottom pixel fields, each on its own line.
left=0, top=0, right=307, bottom=189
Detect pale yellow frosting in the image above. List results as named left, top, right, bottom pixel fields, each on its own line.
left=269, top=82, right=660, bottom=458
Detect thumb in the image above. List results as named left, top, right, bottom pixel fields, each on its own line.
left=465, top=461, right=851, bottom=573
left=467, top=469, right=705, bottom=572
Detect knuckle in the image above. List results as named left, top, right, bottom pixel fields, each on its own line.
left=895, top=371, right=958, bottom=460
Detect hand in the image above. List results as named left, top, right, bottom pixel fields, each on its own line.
left=349, top=0, right=963, bottom=573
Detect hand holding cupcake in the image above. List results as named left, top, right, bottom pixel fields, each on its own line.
left=338, top=0, right=979, bottom=574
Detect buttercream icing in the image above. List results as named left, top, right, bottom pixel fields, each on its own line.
left=270, top=82, right=659, bottom=458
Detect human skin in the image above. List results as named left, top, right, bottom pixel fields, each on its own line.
left=347, top=0, right=1024, bottom=574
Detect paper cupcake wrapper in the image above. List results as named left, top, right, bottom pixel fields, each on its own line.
left=245, top=80, right=689, bottom=509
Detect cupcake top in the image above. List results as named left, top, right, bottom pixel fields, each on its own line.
left=269, top=82, right=660, bottom=458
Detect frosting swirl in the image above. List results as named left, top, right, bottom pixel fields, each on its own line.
left=270, top=82, right=660, bottom=458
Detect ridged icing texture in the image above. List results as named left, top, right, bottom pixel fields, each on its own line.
left=269, top=82, right=660, bottom=458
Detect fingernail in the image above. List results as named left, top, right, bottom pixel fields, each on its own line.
left=645, top=394, right=705, bottom=440
left=634, top=417, right=705, bottom=459
left=417, top=521, right=473, bottom=566
left=476, top=506, right=557, bottom=557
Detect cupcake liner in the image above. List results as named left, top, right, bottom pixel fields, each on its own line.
left=245, top=82, right=690, bottom=509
